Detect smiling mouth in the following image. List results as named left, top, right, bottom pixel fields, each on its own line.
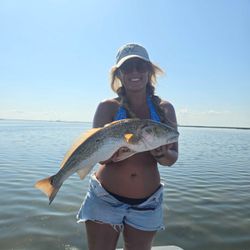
left=131, top=78, right=140, bottom=82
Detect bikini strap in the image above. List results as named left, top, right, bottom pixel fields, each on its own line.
left=146, top=95, right=161, bottom=122
left=114, top=106, right=127, bottom=120
left=114, top=95, right=161, bottom=122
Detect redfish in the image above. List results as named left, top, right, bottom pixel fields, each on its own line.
left=35, top=119, right=179, bottom=204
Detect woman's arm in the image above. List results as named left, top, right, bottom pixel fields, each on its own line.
left=93, top=99, right=129, bottom=164
left=150, top=142, right=178, bottom=166
left=150, top=101, right=179, bottom=166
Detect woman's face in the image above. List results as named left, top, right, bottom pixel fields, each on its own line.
left=118, top=58, right=150, bottom=93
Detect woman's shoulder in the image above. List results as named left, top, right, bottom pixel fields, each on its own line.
left=93, top=98, right=120, bottom=127
left=158, top=99, right=177, bottom=126
left=97, top=98, right=120, bottom=111
left=159, top=99, right=175, bottom=112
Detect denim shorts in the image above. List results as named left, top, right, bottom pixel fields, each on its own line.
left=76, top=174, right=165, bottom=232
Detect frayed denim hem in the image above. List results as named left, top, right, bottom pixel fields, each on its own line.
left=77, top=217, right=124, bottom=232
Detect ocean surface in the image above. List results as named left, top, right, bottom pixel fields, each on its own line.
left=0, top=120, right=249, bottom=250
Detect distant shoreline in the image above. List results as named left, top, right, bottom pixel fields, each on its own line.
left=179, top=125, right=250, bottom=130
left=0, top=118, right=89, bottom=124
left=0, top=118, right=250, bottom=130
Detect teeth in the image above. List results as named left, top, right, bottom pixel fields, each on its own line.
left=131, top=78, right=140, bottom=81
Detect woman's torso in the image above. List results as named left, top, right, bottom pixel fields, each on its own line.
left=95, top=98, right=161, bottom=199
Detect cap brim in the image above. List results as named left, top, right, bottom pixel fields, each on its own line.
left=116, top=55, right=150, bottom=68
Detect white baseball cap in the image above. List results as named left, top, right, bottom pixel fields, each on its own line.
left=115, top=43, right=151, bottom=68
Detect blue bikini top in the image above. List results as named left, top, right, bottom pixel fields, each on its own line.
left=114, top=95, right=161, bottom=122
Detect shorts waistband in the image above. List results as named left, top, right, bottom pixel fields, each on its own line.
left=90, top=173, right=164, bottom=206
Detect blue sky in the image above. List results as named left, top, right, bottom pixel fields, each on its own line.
left=1, top=0, right=249, bottom=127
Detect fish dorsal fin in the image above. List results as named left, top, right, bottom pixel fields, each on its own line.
left=104, top=120, right=122, bottom=127
left=81, top=128, right=101, bottom=140
left=60, top=128, right=101, bottom=168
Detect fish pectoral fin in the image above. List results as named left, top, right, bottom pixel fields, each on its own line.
left=77, top=165, right=94, bottom=180
left=124, top=133, right=134, bottom=143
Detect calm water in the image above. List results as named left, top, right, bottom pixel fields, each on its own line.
left=0, top=120, right=250, bottom=250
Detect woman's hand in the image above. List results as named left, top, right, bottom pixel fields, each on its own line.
left=150, top=143, right=178, bottom=166
left=99, top=147, right=133, bottom=165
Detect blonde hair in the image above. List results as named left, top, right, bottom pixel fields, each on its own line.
left=110, top=62, right=164, bottom=93
left=110, top=61, right=167, bottom=123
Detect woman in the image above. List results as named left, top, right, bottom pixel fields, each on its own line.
left=77, top=43, right=178, bottom=250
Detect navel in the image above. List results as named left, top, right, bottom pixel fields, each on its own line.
left=130, top=173, right=137, bottom=178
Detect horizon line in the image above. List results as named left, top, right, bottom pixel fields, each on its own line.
left=1, top=118, right=250, bottom=130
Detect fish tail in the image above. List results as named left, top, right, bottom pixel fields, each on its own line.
left=35, top=175, right=61, bottom=204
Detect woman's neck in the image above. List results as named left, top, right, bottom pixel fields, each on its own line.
left=126, top=90, right=147, bottom=108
